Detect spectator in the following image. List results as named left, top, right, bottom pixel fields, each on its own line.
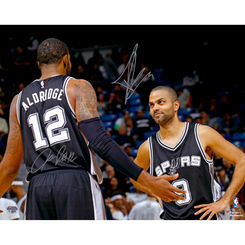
left=8, top=178, right=27, bottom=220
left=200, top=110, right=219, bottom=129
left=128, top=195, right=162, bottom=220
left=114, top=110, right=131, bottom=131
left=110, top=194, right=128, bottom=220
left=97, top=92, right=108, bottom=116
left=0, top=197, right=19, bottom=220
left=215, top=165, right=230, bottom=192
left=135, top=109, right=152, bottom=140
left=107, top=84, right=125, bottom=113
left=177, top=87, right=191, bottom=109
left=218, top=112, right=236, bottom=134
left=0, top=116, right=8, bottom=137
left=102, top=53, right=119, bottom=81
left=217, top=94, right=233, bottom=116
left=118, top=52, right=129, bottom=75
left=123, top=143, right=134, bottom=158
left=186, top=115, right=193, bottom=123
left=114, top=125, right=135, bottom=147
left=125, top=117, right=137, bottom=140
left=207, top=97, right=218, bottom=117
left=223, top=159, right=234, bottom=181
left=105, top=177, right=125, bottom=198
left=126, top=188, right=148, bottom=204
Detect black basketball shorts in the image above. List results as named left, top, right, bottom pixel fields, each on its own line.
left=25, top=169, right=106, bottom=220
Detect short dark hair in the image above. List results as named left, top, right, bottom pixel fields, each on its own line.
left=37, top=38, right=69, bottom=65
left=150, top=86, right=178, bottom=102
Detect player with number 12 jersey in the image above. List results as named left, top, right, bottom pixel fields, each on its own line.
left=17, top=75, right=92, bottom=181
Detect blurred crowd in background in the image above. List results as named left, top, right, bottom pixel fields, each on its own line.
left=0, top=30, right=244, bottom=220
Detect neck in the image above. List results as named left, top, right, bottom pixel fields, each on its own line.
left=39, top=64, right=65, bottom=80
left=159, top=116, right=185, bottom=139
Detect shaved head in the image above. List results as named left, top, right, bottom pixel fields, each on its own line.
left=150, top=86, right=178, bottom=102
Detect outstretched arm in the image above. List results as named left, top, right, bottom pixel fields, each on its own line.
left=0, top=95, right=23, bottom=198
left=194, top=125, right=245, bottom=220
left=68, top=78, right=186, bottom=201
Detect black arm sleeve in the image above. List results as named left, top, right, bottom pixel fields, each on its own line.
left=78, top=117, right=143, bottom=181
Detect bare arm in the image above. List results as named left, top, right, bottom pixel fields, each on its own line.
left=0, top=95, right=23, bottom=197
left=130, top=140, right=153, bottom=194
left=194, top=125, right=245, bottom=219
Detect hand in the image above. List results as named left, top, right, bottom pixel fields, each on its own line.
left=150, top=173, right=186, bottom=202
left=194, top=199, right=229, bottom=220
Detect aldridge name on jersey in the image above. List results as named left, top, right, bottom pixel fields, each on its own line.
left=22, top=88, right=64, bottom=111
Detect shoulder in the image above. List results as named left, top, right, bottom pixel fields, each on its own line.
left=134, top=139, right=150, bottom=170
left=68, top=78, right=93, bottom=89
left=138, top=139, right=150, bottom=153
left=198, top=124, right=219, bottom=139
left=68, top=78, right=96, bottom=99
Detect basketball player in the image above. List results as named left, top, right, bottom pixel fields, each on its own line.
left=131, top=86, right=245, bottom=220
left=0, top=39, right=185, bottom=219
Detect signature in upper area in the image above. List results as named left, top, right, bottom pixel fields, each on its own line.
left=30, top=145, right=77, bottom=174
left=112, top=43, right=153, bottom=104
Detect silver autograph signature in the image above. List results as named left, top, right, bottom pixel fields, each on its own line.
left=30, top=145, right=77, bottom=174
left=112, top=44, right=153, bottom=104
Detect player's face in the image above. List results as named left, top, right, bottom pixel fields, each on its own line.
left=149, top=90, right=177, bottom=125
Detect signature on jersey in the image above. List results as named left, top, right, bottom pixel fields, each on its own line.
left=30, top=145, right=77, bottom=173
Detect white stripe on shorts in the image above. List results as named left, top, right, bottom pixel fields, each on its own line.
left=88, top=174, right=106, bottom=220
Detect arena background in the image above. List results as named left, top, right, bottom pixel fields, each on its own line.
left=0, top=25, right=244, bottom=221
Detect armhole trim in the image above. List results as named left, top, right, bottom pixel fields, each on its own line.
left=148, top=137, right=154, bottom=175
left=63, top=76, right=76, bottom=119
left=16, top=91, right=22, bottom=125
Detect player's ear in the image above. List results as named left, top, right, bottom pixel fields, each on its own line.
left=62, top=54, right=68, bottom=67
left=174, top=100, right=180, bottom=112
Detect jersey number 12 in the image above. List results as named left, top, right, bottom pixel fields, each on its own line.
left=27, top=106, right=70, bottom=150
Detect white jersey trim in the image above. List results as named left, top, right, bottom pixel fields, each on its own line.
left=148, top=137, right=154, bottom=175
left=16, top=91, right=22, bottom=125
left=156, top=122, right=189, bottom=151
left=194, top=124, right=213, bottom=164
left=88, top=174, right=106, bottom=220
left=63, top=76, right=76, bottom=119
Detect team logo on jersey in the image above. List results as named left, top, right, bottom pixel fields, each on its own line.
left=169, top=158, right=180, bottom=175
left=234, top=197, right=239, bottom=208
left=40, top=80, right=45, bottom=88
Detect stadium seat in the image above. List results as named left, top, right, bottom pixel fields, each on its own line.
left=178, top=115, right=186, bottom=122
left=178, top=108, right=193, bottom=116
left=152, top=68, right=163, bottom=81
left=131, top=148, right=138, bottom=157
left=128, top=106, right=143, bottom=113
left=128, top=93, right=141, bottom=101
left=144, top=110, right=151, bottom=118
left=136, top=140, right=144, bottom=148
left=104, top=121, right=114, bottom=128
left=232, top=132, right=245, bottom=141
left=232, top=141, right=243, bottom=148
left=128, top=98, right=141, bottom=106
left=144, top=131, right=154, bottom=139
left=101, top=114, right=117, bottom=122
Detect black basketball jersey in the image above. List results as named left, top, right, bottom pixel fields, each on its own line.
left=17, top=75, right=92, bottom=181
left=148, top=122, right=221, bottom=220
